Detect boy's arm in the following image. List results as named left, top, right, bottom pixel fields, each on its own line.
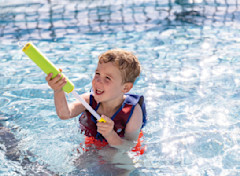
left=97, top=104, right=143, bottom=150
left=54, top=91, right=90, bottom=120
left=46, top=73, right=89, bottom=120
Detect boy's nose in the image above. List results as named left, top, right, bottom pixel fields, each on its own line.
left=95, top=77, right=102, bottom=83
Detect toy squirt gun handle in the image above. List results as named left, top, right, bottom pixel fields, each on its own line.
left=22, top=42, right=105, bottom=123
left=22, top=42, right=74, bottom=93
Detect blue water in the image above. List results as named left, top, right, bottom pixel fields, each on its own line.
left=1, top=0, right=240, bottom=175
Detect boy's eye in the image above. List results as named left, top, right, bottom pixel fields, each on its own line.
left=106, top=76, right=111, bottom=80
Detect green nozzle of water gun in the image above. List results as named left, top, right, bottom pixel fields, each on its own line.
left=22, top=42, right=74, bottom=93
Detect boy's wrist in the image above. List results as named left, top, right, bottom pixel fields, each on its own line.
left=104, top=130, right=123, bottom=146
left=54, top=89, right=64, bottom=94
left=103, top=129, right=115, bottom=139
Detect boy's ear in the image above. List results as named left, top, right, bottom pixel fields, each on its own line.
left=122, top=82, right=133, bottom=93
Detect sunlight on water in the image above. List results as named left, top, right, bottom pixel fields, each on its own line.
left=1, top=0, right=240, bottom=175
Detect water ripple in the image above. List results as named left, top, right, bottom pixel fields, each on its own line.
left=1, top=0, right=240, bottom=175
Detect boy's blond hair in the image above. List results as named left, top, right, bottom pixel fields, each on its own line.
left=98, top=49, right=141, bottom=84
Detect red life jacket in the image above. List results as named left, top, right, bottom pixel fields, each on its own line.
left=79, top=94, right=147, bottom=141
left=78, top=94, right=147, bottom=155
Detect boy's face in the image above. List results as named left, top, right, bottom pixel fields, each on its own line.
left=92, top=62, right=129, bottom=103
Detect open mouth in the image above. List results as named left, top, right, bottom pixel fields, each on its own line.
left=95, top=88, right=104, bottom=95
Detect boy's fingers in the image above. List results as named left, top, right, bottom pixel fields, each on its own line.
left=56, top=78, right=67, bottom=87
left=51, top=73, right=62, bottom=82
left=45, top=73, right=53, bottom=81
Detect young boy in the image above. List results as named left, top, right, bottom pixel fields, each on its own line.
left=45, top=49, right=147, bottom=150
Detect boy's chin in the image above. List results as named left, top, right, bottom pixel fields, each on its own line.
left=92, top=93, right=102, bottom=102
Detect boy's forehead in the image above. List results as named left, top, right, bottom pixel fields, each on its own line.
left=97, top=62, right=122, bottom=76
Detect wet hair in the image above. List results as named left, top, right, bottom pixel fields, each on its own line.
left=98, top=49, right=141, bottom=84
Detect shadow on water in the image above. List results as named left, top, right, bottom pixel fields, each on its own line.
left=0, top=115, right=57, bottom=176
left=0, top=113, right=138, bottom=176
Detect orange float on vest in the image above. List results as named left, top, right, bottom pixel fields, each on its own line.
left=131, top=131, right=146, bottom=156
left=81, top=131, right=146, bottom=155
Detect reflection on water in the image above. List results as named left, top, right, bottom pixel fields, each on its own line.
left=73, top=146, right=136, bottom=176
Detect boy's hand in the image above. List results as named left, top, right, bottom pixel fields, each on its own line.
left=45, top=72, right=67, bottom=93
left=96, top=115, right=114, bottom=138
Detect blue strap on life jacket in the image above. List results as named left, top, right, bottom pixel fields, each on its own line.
left=124, top=94, right=147, bottom=129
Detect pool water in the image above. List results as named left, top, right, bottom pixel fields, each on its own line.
left=1, top=0, right=240, bottom=175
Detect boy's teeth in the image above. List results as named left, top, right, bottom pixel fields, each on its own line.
left=96, top=89, right=103, bottom=93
